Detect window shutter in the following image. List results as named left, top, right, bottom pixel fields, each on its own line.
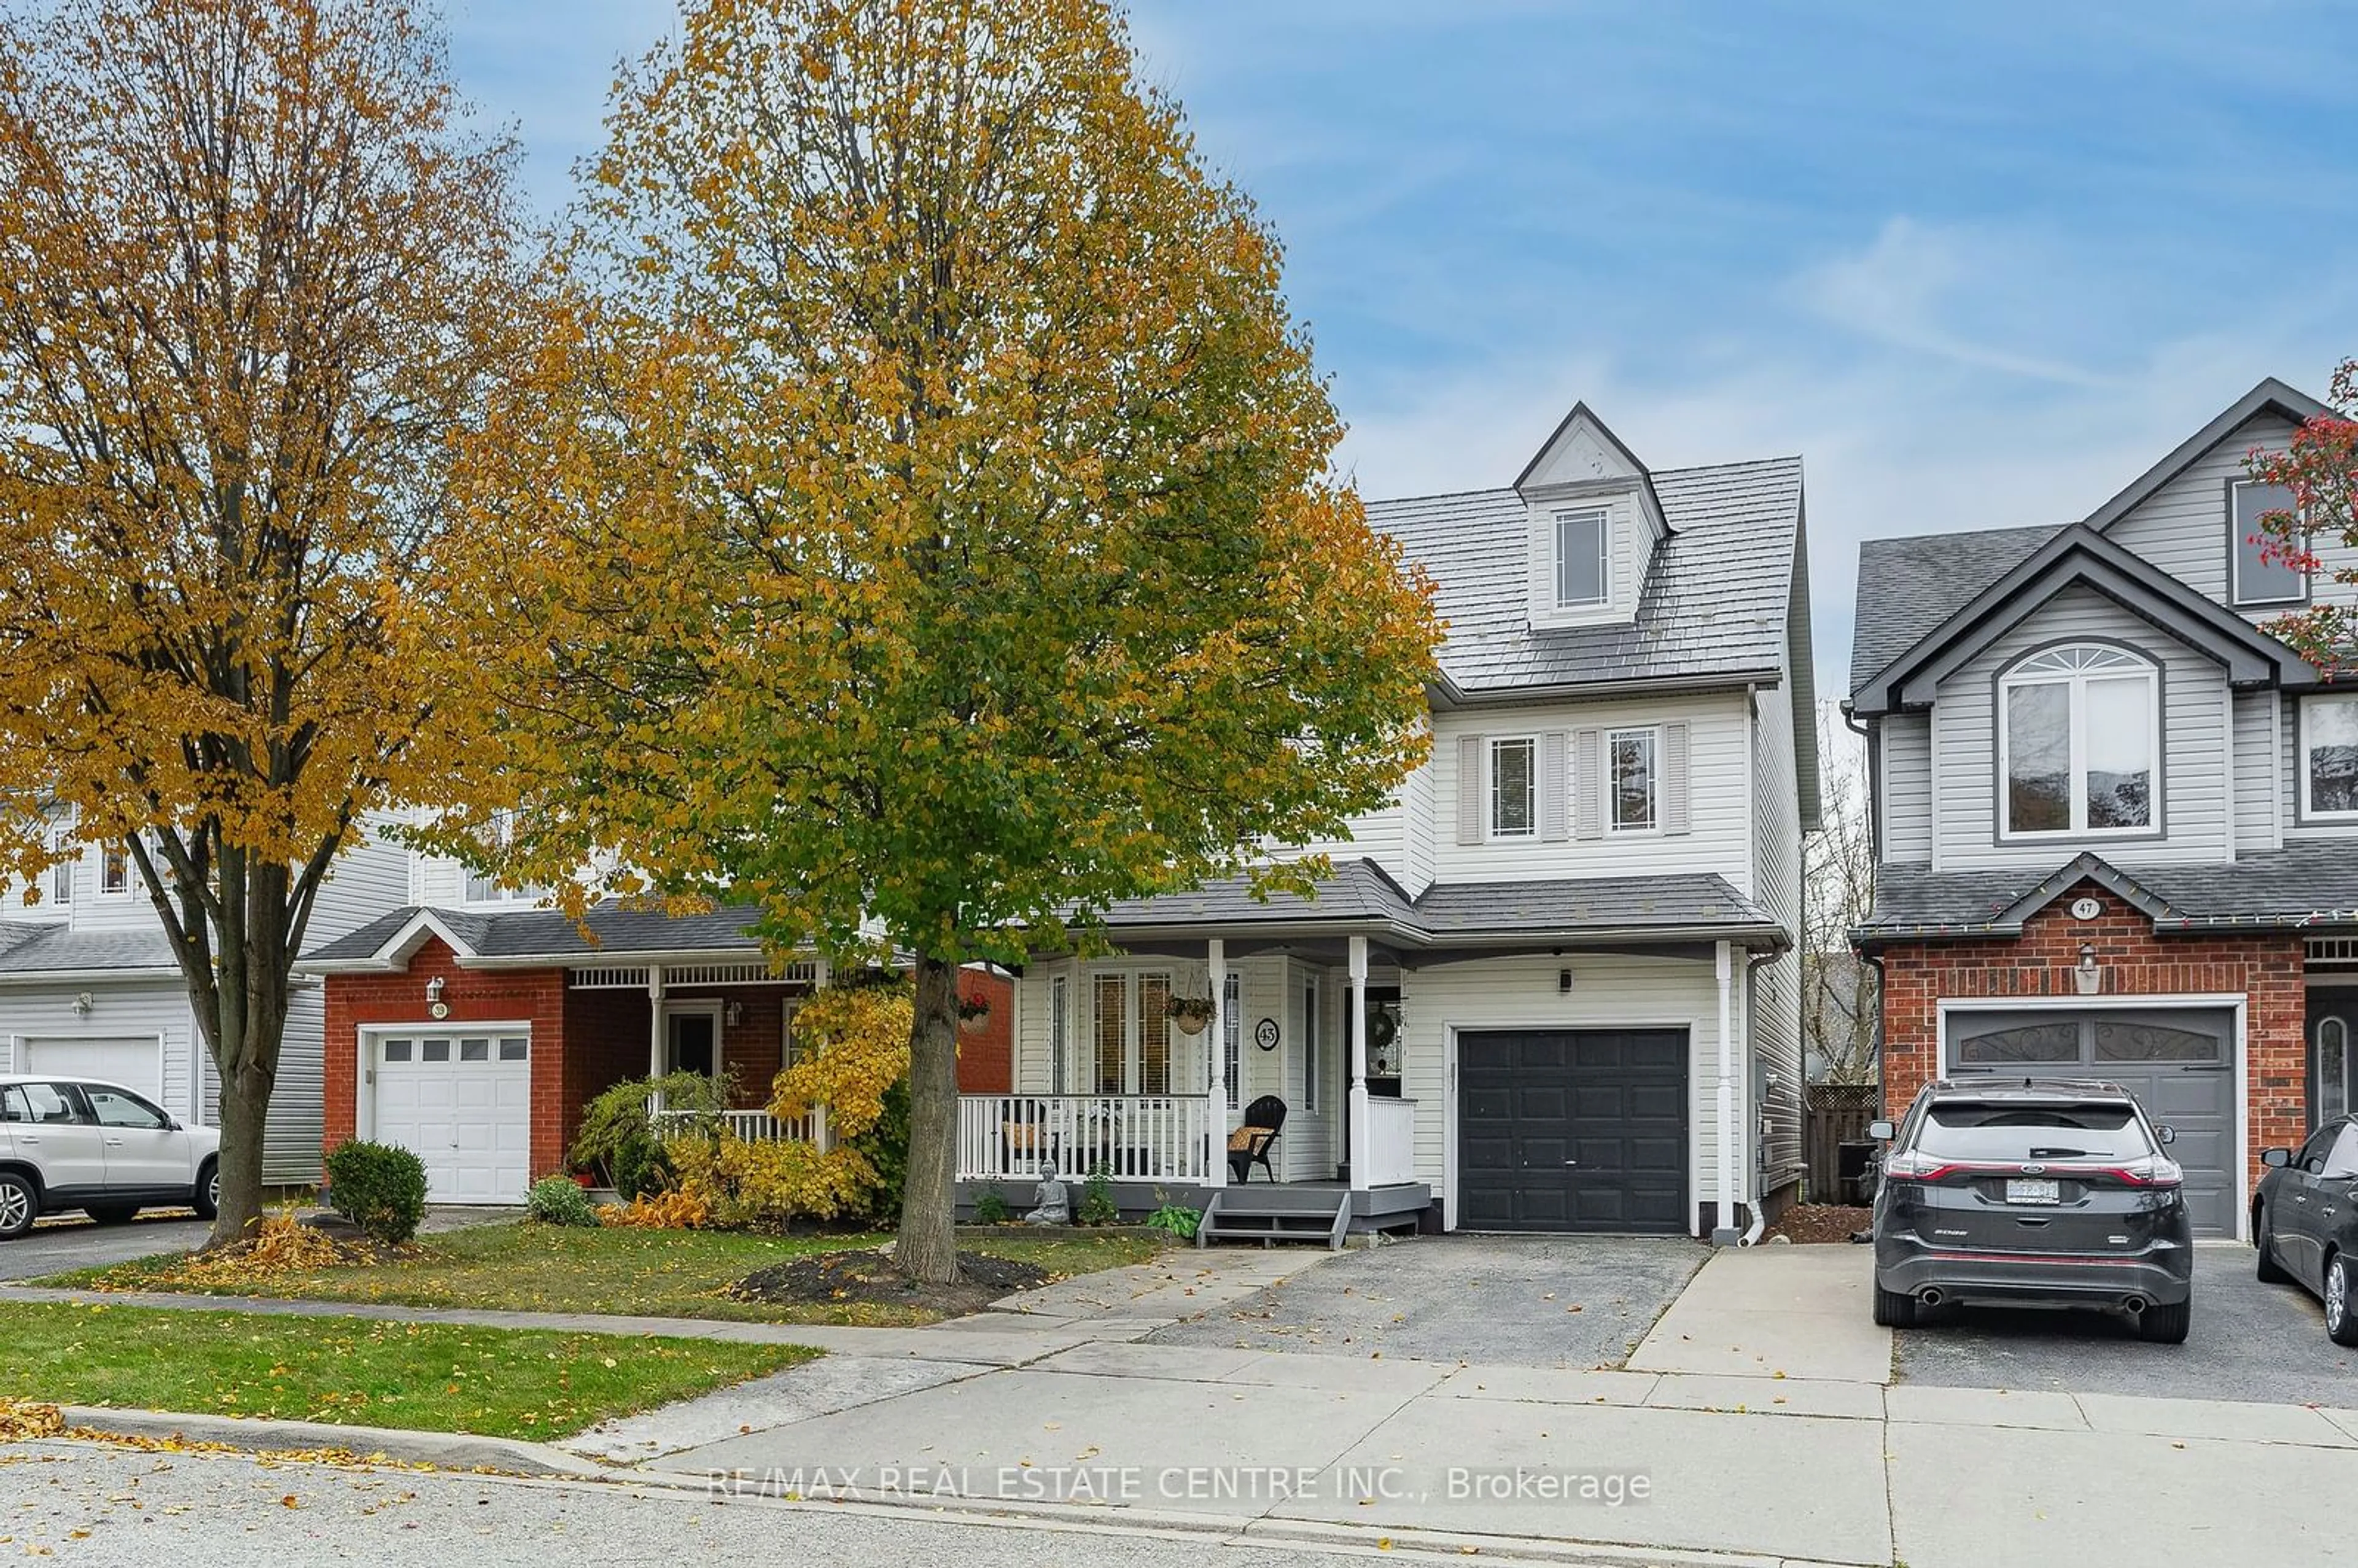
left=1539, top=731, right=1570, bottom=841
left=1456, top=735, right=1485, bottom=845
left=1573, top=729, right=1604, bottom=840
left=1663, top=722, right=1692, bottom=836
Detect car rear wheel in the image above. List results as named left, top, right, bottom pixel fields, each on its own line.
left=1872, top=1281, right=1919, bottom=1328
left=0, top=1173, right=36, bottom=1241
left=190, top=1159, right=219, bottom=1223
left=2136, top=1298, right=2191, bottom=1344
left=2256, top=1206, right=2291, bottom=1284
left=84, top=1204, right=139, bottom=1226
left=2326, top=1254, right=2358, bottom=1349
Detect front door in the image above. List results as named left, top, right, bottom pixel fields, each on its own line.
left=2310, top=992, right=2356, bottom=1129
left=666, top=1010, right=720, bottom=1079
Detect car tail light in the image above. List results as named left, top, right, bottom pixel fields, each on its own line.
left=2080, top=1156, right=2182, bottom=1189
left=1880, top=1151, right=1963, bottom=1181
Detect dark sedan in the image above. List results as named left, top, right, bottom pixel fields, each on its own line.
left=2253, top=1115, right=2358, bottom=1346
left=1870, top=1077, right=2194, bottom=1343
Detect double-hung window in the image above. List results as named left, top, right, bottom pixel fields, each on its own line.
left=48, top=834, right=72, bottom=906
left=465, top=810, right=551, bottom=904
left=2229, top=479, right=2306, bottom=608
left=1554, top=507, right=1609, bottom=610
left=99, top=843, right=129, bottom=895
left=1608, top=728, right=1659, bottom=833
left=1999, top=643, right=2158, bottom=838
left=1488, top=737, right=1537, bottom=839
left=2302, top=695, right=2358, bottom=821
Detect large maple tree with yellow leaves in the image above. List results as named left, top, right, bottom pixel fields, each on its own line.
left=449, top=0, right=1442, bottom=1282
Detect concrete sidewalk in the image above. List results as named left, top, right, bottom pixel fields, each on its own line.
left=639, top=1334, right=2358, bottom=1567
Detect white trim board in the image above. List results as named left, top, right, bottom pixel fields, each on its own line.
left=1932, top=992, right=2250, bottom=1243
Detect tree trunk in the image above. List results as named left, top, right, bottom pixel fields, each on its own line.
left=211, top=1049, right=274, bottom=1244
left=897, top=955, right=962, bottom=1284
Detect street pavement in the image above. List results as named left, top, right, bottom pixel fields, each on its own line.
left=0, top=1214, right=210, bottom=1279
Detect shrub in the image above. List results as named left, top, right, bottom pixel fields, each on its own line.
left=971, top=1185, right=1011, bottom=1225
left=854, top=1077, right=911, bottom=1221
left=671, top=1131, right=882, bottom=1231
left=321, top=1139, right=428, bottom=1244
left=526, top=1174, right=601, bottom=1228
left=771, top=983, right=912, bottom=1223
left=596, top=1189, right=711, bottom=1230
left=1077, top=1166, right=1118, bottom=1226
left=1144, top=1201, right=1199, bottom=1241
left=570, top=1070, right=733, bottom=1196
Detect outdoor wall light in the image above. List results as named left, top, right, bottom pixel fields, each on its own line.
left=725, top=1001, right=743, bottom=1027
left=69, top=992, right=93, bottom=1016
left=2074, top=944, right=2101, bottom=996
left=1558, top=968, right=1574, bottom=995
left=426, top=975, right=449, bottom=1019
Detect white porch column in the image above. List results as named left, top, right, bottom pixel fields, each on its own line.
left=1348, top=935, right=1370, bottom=1195
left=647, top=963, right=667, bottom=1080
left=1713, top=941, right=1738, bottom=1245
left=1207, top=939, right=1228, bottom=1189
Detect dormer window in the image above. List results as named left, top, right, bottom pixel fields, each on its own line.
left=2230, top=479, right=2306, bottom=608
left=1554, top=507, right=1609, bottom=609
left=1998, top=643, right=2158, bottom=839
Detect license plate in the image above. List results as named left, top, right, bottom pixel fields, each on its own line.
left=2006, top=1178, right=2061, bottom=1205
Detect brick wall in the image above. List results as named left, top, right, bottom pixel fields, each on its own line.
left=322, top=938, right=570, bottom=1176
left=1877, top=880, right=2306, bottom=1193
left=956, top=969, right=1013, bottom=1094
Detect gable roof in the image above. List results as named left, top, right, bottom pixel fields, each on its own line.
left=1371, top=455, right=1804, bottom=700
left=1856, top=850, right=2358, bottom=942
left=1511, top=402, right=1670, bottom=528
left=1847, top=523, right=2063, bottom=697
left=2082, top=377, right=2330, bottom=534
left=298, top=901, right=782, bottom=972
left=1848, top=522, right=2319, bottom=716
left=0, top=922, right=180, bottom=982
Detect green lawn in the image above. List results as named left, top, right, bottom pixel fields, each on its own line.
left=50, top=1222, right=1164, bottom=1325
left=0, top=1300, right=814, bottom=1440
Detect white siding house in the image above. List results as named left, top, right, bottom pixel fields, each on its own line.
left=975, top=405, right=1817, bottom=1243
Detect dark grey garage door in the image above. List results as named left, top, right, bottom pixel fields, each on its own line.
left=1947, top=1009, right=2235, bottom=1236
left=1458, top=1030, right=1687, bottom=1233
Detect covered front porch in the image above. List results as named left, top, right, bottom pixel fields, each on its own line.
left=959, top=922, right=1434, bottom=1238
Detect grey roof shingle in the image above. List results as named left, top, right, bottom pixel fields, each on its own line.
left=1093, top=860, right=1783, bottom=946
left=302, top=902, right=775, bottom=965
left=1846, top=523, right=2063, bottom=698
left=1858, top=850, right=2358, bottom=941
left=0, top=923, right=179, bottom=977
left=1370, top=456, right=1804, bottom=697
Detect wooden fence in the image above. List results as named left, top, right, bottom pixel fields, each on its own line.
left=1803, top=1082, right=1881, bottom=1203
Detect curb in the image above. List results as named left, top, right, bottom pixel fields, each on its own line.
left=54, top=1406, right=612, bottom=1479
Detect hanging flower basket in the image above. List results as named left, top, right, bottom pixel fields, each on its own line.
left=956, top=996, right=992, bottom=1035
left=1165, top=995, right=1217, bottom=1036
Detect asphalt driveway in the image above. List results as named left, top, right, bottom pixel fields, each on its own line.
left=0, top=1212, right=211, bottom=1280
left=1149, top=1234, right=1708, bottom=1368
left=1897, top=1243, right=2357, bottom=1405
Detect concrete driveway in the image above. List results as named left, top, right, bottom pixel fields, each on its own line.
left=1897, top=1241, right=2356, bottom=1404
left=1147, top=1234, right=1706, bottom=1367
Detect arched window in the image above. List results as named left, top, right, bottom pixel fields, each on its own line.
left=1998, top=643, right=2158, bottom=839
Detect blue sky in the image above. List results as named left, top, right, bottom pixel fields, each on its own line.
left=445, top=1, right=2358, bottom=693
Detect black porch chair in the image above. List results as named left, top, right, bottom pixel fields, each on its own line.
left=1226, top=1095, right=1287, bottom=1184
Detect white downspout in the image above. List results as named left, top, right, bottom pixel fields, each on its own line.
left=1713, top=940, right=1739, bottom=1245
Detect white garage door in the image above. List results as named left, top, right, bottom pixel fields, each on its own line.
left=18, top=1039, right=163, bottom=1101
left=370, top=1031, right=531, bottom=1205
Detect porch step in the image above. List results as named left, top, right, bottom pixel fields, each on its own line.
left=1197, top=1187, right=1351, bottom=1251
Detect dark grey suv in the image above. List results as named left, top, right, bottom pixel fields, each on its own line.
left=1869, top=1078, right=2195, bottom=1343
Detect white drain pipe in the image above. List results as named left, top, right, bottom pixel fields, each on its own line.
left=1713, top=941, right=1739, bottom=1246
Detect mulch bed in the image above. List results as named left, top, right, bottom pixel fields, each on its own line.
left=725, top=1248, right=1051, bottom=1318
left=1765, top=1204, right=1873, bottom=1244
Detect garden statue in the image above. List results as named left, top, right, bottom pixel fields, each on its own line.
left=1024, top=1165, right=1070, bottom=1225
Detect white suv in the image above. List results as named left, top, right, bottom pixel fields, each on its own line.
left=0, top=1076, right=221, bottom=1238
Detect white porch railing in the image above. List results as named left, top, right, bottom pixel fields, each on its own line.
left=1363, top=1095, right=1418, bottom=1187
left=652, top=1105, right=829, bottom=1149
left=957, top=1094, right=1212, bottom=1184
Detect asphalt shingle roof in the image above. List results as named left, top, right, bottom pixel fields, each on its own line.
left=1371, top=456, right=1804, bottom=697
left=1859, top=850, right=2358, bottom=941
left=302, top=902, right=774, bottom=964
left=0, top=922, right=178, bottom=977
left=1094, top=861, right=1783, bottom=945
left=1846, top=523, right=2063, bottom=698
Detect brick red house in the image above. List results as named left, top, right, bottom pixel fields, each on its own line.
left=302, top=902, right=1010, bottom=1203
left=1846, top=379, right=2357, bottom=1240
